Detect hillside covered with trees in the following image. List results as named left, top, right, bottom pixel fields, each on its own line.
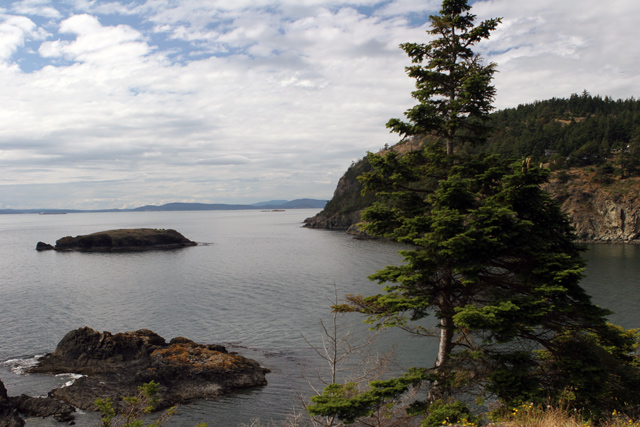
left=483, top=91, right=640, bottom=172
left=305, top=92, right=640, bottom=236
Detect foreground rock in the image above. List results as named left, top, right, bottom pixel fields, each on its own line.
left=0, top=379, right=24, bottom=427
left=37, top=228, right=197, bottom=252
left=28, top=327, right=269, bottom=411
left=11, top=395, right=75, bottom=423
left=0, top=380, right=70, bottom=425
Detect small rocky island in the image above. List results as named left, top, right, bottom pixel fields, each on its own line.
left=36, top=228, right=197, bottom=252
left=0, top=328, right=269, bottom=424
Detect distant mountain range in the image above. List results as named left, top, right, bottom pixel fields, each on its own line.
left=0, top=198, right=327, bottom=215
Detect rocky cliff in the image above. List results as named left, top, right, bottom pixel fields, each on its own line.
left=1, top=377, right=75, bottom=425
left=304, top=139, right=429, bottom=235
left=0, top=379, right=24, bottom=427
left=304, top=156, right=376, bottom=233
left=545, top=170, right=640, bottom=242
left=306, top=158, right=640, bottom=243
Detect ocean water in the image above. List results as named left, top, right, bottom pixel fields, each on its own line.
left=0, top=210, right=638, bottom=426
left=0, top=209, right=427, bottom=426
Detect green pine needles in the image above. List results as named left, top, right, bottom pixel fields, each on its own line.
left=95, top=381, right=207, bottom=427
left=386, top=0, right=501, bottom=155
left=310, top=146, right=640, bottom=425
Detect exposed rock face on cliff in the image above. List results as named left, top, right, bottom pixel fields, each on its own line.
left=37, top=228, right=197, bottom=252
left=304, top=139, right=428, bottom=236
left=544, top=171, right=640, bottom=242
left=28, top=327, right=269, bottom=411
left=303, top=157, right=376, bottom=234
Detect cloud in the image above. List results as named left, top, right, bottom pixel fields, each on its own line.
left=474, top=0, right=640, bottom=107
left=0, top=14, right=48, bottom=61
left=0, top=0, right=638, bottom=209
left=376, top=0, right=441, bottom=17
left=39, top=14, right=151, bottom=64
left=0, top=5, right=417, bottom=208
left=11, top=0, right=61, bottom=19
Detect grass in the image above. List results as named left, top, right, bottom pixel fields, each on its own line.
left=488, top=403, right=640, bottom=427
left=151, top=343, right=248, bottom=370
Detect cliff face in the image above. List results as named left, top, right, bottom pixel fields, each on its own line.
left=303, top=138, right=428, bottom=235
left=304, top=157, right=376, bottom=233
left=545, top=171, right=640, bottom=243
left=307, top=160, right=640, bottom=243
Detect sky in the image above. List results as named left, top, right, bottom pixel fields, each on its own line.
left=1, top=0, right=638, bottom=210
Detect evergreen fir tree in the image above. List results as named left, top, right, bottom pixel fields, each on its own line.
left=307, top=1, right=640, bottom=424
left=386, top=0, right=501, bottom=155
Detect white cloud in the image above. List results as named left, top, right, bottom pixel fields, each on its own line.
left=39, top=14, right=151, bottom=64
left=0, top=14, right=47, bottom=61
left=0, top=0, right=638, bottom=209
left=11, top=0, right=61, bottom=19
left=474, top=0, right=640, bottom=107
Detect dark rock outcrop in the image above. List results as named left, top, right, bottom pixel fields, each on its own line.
left=304, top=157, right=376, bottom=233
left=303, top=139, right=426, bottom=236
left=35, top=241, right=54, bottom=251
left=11, top=395, right=75, bottom=423
left=28, top=327, right=268, bottom=411
left=38, top=228, right=197, bottom=252
left=0, top=379, right=25, bottom=427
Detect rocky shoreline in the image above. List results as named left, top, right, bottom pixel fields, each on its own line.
left=1, top=378, right=78, bottom=426
left=1, top=328, right=269, bottom=424
left=304, top=160, right=640, bottom=244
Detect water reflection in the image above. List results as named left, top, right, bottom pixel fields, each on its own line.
left=581, top=244, right=640, bottom=329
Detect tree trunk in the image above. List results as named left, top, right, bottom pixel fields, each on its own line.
left=427, top=309, right=455, bottom=402
left=435, top=315, right=454, bottom=370
left=446, top=140, right=454, bottom=155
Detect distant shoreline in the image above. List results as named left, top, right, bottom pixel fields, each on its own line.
left=0, top=199, right=327, bottom=215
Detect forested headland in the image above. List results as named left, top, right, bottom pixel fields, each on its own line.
left=305, top=92, right=640, bottom=241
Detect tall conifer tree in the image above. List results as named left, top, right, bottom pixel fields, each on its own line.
left=386, top=0, right=500, bottom=154
left=307, top=1, right=640, bottom=424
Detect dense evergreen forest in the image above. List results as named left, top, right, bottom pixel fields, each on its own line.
left=481, top=91, right=640, bottom=173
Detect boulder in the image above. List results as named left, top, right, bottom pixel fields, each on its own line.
left=35, top=241, right=54, bottom=251
left=29, top=327, right=269, bottom=411
left=11, top=395, right=75, bottom=423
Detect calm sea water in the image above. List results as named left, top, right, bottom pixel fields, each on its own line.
left=0, top=210, right=638, bottom=426
left=0, top=210, right=426, bottom=426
